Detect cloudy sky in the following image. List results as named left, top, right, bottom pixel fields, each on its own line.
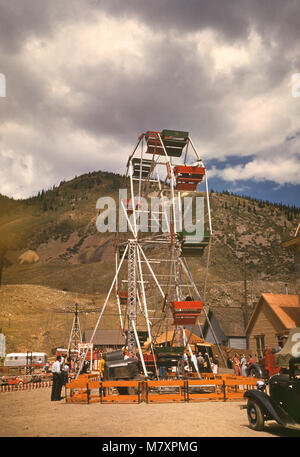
left=0, top=0, right=300, bottom=205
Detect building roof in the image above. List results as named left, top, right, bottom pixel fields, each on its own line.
left=83, top=329, right=126, bottom=346
left=203, top=306, right=246, bottom=337
left=246, top=294, right=300, bottom=334
left=143, top=329, right=204, bottom=349
left=156, top=329, right=203, bottom=345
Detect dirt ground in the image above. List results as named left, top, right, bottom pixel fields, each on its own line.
left=1, top=387, right=300, bottom=438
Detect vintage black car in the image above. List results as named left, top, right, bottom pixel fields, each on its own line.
left=244, top=356, right=300, bottom=431
left=102, top=350, right=141, bottom=395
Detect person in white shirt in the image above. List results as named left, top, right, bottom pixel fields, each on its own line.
left=51, top=356, right=63, bottom=401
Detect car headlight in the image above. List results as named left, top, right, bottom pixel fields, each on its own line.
left=256, top=380, right=266, bottom=391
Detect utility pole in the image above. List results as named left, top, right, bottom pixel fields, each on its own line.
left=67, top=304, right=82, bottom=353
left=243, top=255, right=249, bottom=328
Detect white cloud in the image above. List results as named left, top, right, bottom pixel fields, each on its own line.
left=208, top=138, right=300, bottom=186
left=0, top=3, right=300, bottom=200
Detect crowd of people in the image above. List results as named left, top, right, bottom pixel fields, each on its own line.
left=177, top=351, right=256, bottom=377
left=170, top=351, right=220, bottom=377
left=196, top=352, right=220, bottom=374
left=226, top=353, right=254, bottom=376
left=50, top=353, right=78, bottom=401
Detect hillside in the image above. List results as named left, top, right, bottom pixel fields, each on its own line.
left=0, top=170, right=299, bottom=353
left=0, top=284, right=116, bottom=355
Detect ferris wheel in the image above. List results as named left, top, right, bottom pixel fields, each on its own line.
left=77, top=129, right=223, bottom=379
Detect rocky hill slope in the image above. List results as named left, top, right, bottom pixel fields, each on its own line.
left=0, top=171, right=299, bottom=353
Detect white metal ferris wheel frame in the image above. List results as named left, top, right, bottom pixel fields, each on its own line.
left=126, top=132, right=212, bottom=236
left=76, top=131, right=226, bottom=379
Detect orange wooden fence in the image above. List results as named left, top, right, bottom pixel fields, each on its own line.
left=65, top=374, right=261, bottom=404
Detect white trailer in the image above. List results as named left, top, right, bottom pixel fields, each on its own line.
left=4, top=352, right=48, bottom=367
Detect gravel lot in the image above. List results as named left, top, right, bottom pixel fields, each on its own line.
left=1, top=388, right=300, bottom=438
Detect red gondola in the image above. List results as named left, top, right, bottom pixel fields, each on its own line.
left=173, top=165, right=205, bottom=191
left=170, top=300, right=203, bottom=326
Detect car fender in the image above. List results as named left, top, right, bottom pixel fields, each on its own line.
left=244, top=389, right=286, bottom=426
left=248, top=363, right=266, bottom=378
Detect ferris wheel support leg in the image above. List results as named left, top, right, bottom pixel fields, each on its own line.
left=131, top=320, right=148, bottom=378
left=120, top=200, right=137, bottom=239
left=75, top=244, right=129, bottom=379
left=179, top=257, right=227, bottom=367
left=182, top=327, right=202, bottom=379
left=126, top=136, right=143, bottom=177
left=187, top=136, right=201, bottom=161
left=138, top=137, right=144, bottom=202
left=115, top=250, right=124, bottom=332
left=204, top=173, right=213, bottom=235
left=203, top=236, right=212, bottom=303
left=136, top=246, right=160, bottom=379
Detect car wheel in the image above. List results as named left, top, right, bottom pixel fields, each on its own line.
left=249, top=366, right=260, bottom=378
left=115, top=379, right=133, bottom=395
left=249, top=367, right=256, bottom=377
left=247, top=400, right=265, bottom=431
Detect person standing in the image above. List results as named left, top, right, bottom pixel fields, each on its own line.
left=233, top=353, right=241, bottom=376
left=204, top=353, right=212, bottom=373
left=246, top=354, right=254, bottom=375
left=197, top=352, right=205, bottom=373
left=183, top=352, right=189, bottom=369
left=210, top=357, right=218, bottom=374
left=213, top=355, right=219, bottom=374
left=99, top=354, right=105, bottom=380
left=177, top=358, right=185, bottom=378
left=226, top=355, right=233, bottom=369
left=240, top=354, right=248, bottom=377
left=63, top=360, right=69, bottom=385
left=51, top=356, right=63, bottom=401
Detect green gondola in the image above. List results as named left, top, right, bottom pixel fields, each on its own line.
left=131, top=158, right=153, bottom=178
left=160, top=129, right=189, bottom=157
left=180, top=229, right=211, bottom=257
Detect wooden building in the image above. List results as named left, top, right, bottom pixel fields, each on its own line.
left=82, top=329, right=126, bottom=351
left=202, top=306, right=247, bottom=350
left=245, top=293, right=300, bottom=358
